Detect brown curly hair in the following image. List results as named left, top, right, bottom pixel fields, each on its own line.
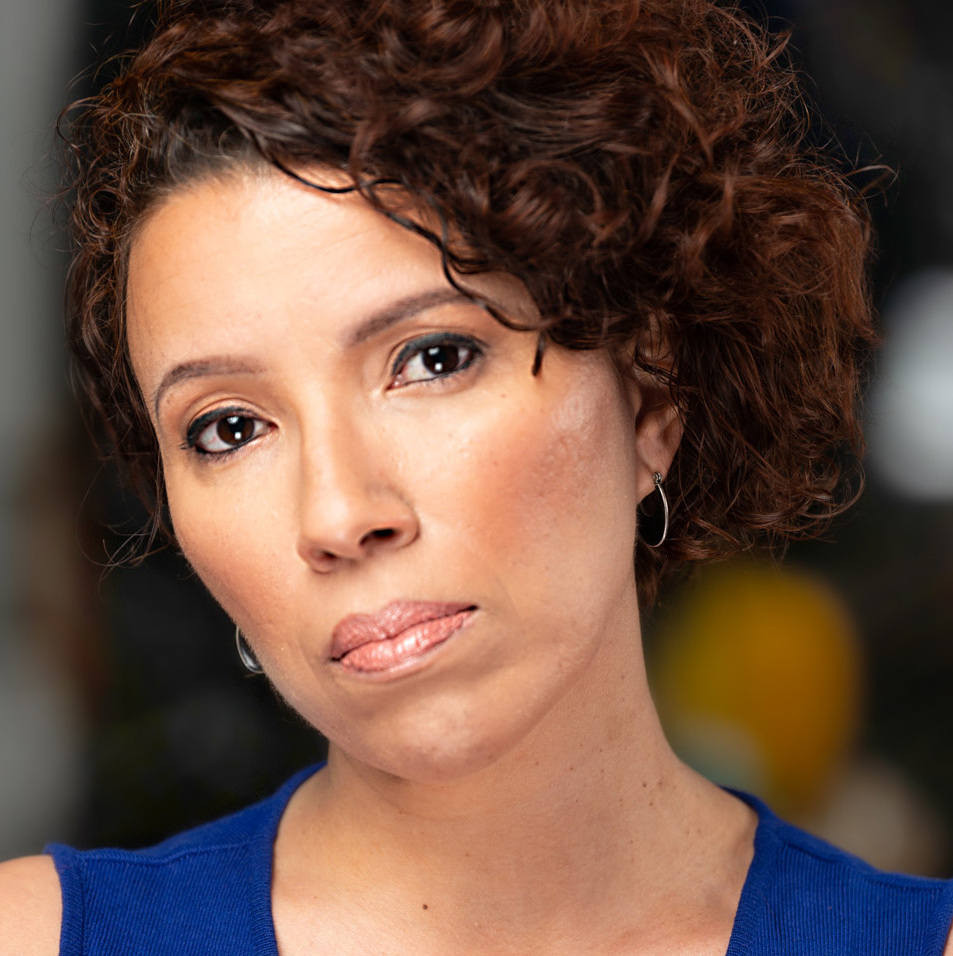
left=62, top=0, right=878, bottom=603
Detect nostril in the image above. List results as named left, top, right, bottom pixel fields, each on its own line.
left=298, top=507, right=417, bottom=569
left=359, top=527, right=399, bottom=551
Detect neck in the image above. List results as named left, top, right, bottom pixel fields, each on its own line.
left=275, top=601, right=755, bottom=953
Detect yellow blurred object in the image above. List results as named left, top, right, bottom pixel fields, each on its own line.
left=651, top=562, right=862, bottom=817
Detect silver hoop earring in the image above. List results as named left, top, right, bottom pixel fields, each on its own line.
left=638, top=472, right=669, bottom=549
left=235, top=626, right=264, bottom=674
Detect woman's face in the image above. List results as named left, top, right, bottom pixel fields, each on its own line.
left=126, top=167, right=674, bottom=782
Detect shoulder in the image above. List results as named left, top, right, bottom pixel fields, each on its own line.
left=0, top=855, right=61, bottom=956
left=734, top=790, right=953, bottom=955
left=37, top=767, right=320, bottom=956
left=39, top=814, right=263, bottom=956
left=772, top=820, right=953, bottom=952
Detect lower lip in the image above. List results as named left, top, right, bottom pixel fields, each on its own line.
left=337, top=609, right=475, bottom=674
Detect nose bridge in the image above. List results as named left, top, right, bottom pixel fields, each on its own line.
left=295, top=400, right=417, bottom=567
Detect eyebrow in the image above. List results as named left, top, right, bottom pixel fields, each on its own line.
left=153, top=358, right=265, bottom=417
left=342, top=287, right=477, bottom=348
left=152, top=287, right=495, bottom=417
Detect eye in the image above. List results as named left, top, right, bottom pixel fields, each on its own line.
left=390, top=332, right=482, bottom=387
left=183, top=408, right=271, bottom=457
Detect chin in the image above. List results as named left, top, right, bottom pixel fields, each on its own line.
left=381, top=746, right=508, bottom=786
left=333, top=699, right=545, bottom=786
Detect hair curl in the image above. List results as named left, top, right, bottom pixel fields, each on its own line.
left=62, top=0, right=878, bottom=603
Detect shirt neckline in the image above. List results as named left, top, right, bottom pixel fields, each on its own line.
left=251, top=767, right=775, bottom=956
left=722, top=788, right=782, bottom=956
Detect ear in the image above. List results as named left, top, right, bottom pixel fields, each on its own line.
left=620, top=316, right=684, bottom=501
left=625, top=370, right=683, bottom=501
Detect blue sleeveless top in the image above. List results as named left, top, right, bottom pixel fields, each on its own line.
left=47, top=765, right=953, bottom=955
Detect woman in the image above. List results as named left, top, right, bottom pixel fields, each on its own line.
left=2, top=0, right=951, bottom=952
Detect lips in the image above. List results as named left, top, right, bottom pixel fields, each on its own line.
left=330, top=601, right=476, bottom=673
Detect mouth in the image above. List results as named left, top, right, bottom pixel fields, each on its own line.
left=330, top=601, right=477, bottom=674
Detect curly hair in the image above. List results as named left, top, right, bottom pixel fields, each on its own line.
left=62, top=0, right=878, bottom=603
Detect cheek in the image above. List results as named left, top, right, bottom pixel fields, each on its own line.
left=165, top=470, right=289, bottom=631
left=423, top=361, right=640, bottom=605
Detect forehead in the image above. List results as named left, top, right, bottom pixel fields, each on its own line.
left=127, top=168, right=427, bottom=327
left=125, top=168, right=535, bottom=381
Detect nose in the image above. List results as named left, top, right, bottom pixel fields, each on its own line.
left=294, top=421, right=419, bottom=572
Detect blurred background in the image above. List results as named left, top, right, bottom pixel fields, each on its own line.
left=0, top=0, right=951, bottom=873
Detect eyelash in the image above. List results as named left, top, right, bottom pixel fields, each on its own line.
left=388, top=332, right=483, bottom=387
left=180, top=334, right=483, bottom=459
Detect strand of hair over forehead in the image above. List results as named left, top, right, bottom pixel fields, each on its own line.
left=142, top=0, right=562, bottom=368
left=272, top=160, right=548, bottom=375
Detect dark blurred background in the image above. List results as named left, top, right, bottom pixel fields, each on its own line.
left=0, top=0, right=951, bottom=874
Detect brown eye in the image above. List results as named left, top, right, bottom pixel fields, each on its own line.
left=185, top=410, right=271, bottom=456
left=421, top=345, right=464, bottom=376
left=391, top=333, right=482, bottom=386
left=217, top=415, right=255, bottom=446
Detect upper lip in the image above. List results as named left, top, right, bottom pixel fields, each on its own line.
left=330, top=600, right=475, bottom=660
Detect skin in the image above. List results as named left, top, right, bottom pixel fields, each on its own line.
left=11, top=165, right=938, bottom=955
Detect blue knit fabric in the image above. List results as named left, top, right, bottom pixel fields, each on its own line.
left=46, top=766, right=312, bottom=956
left=727, top=790, right=953, bottom=955
left=47, top=769, right=953, bottom=955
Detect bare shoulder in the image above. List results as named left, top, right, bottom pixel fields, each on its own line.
left=0, top=856, right=61, bottom=956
